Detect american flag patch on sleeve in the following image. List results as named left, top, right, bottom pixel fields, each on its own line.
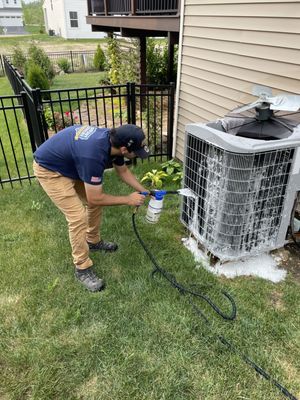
left=91, top=176, right=101, bottom=183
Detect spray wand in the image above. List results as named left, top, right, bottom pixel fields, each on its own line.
left=140, top=188, right=196, bottom=197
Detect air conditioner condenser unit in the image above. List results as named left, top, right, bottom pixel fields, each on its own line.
left=181, top=92, right=300, bottom=262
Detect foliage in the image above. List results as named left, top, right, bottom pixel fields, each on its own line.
left=26, top=43, right=55, bottom=82
left=106, top=37, right=139, bottom=84
left=161, top=159, right=182, bottom=176
left=119, top=39, right=139, bottom=83
left=141, top=169, right=168, bottom=189
left=161, top=159, right=183, bottom=184
left=146, top=38, right=166, bottom=84
left=141, top=160, right=183, bottom=189
left=142, top=96, right=162, bottom=150
left=170, top=170, right=183, bottom=184
left=57, top=58, right=71, bottom=73
left=43, top=107, right=78, bottom=131
left=11, top=46, right=27, bottom=75
left=39, top=24, right=45, bottom=34
left=26, top=63, right=50, bottom=90
left=22, top=0, right=44, bottom=26
left=107, top=36, right=121, bottom=85
left=146, top=38, right=178, bottom=84
left=93, top=44, right=106, bottom=71
left=98, top=76, right=110, bottom=86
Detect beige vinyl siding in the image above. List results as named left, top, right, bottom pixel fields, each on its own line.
left=175, top=0, right=300, bottom=161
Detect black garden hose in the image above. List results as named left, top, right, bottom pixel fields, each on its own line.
left=132, top=212, right=298, bottom=400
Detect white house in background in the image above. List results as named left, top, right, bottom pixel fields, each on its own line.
left=0, top=0, right=25, bottom=34
left=43, top=0, right=105, bottom=39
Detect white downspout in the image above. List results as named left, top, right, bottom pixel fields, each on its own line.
left=172, top=0, right=185, bottom=158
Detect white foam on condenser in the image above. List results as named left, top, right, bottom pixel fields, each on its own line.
left=182, top=236, right=287, bottom=283
left=177, top=188, right=197, bottom=198
left=182, top=236, right=210, bottom=268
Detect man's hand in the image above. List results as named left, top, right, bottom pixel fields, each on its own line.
left=85, top=184, right=147, bottom=207
left=127, top=192, right=147, bottom=207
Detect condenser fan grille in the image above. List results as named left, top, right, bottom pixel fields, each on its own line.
left=181, top=134, right=295, bottom=260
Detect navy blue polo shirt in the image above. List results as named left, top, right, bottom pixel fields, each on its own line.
left=34, top=125, right=124, bottom=185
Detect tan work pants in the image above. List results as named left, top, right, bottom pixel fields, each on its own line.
left=33, top=161, right=102, bottom=269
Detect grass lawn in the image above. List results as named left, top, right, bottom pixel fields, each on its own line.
left=0, top=160, right=299, bottom=399
left=51, top=71, right=107, bottom=91
left=0, top=27, right=105, bottom=54
left=0, top=75, right=13, bottom=95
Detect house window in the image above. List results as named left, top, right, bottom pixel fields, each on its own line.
left=69, top=11, right=78, bottom=28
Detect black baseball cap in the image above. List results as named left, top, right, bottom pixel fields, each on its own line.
left=113, top=124, right=150, bottom=159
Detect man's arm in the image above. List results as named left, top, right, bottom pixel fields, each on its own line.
left=84, top=183, right=146, bottom=207
left=114, top=164, right=149, bottom=193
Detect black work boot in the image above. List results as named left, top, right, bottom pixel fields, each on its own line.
left=88, top=240, right=118, bottom=253
left=75, top=267, right=105, bottom=292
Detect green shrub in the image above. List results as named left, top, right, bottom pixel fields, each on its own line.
left=142, top=96, right=162, bottom=150
left=57, top=58, right=71, bottom=73
left=98, top=77, right=110, bottom=86
left=26, top=63, right=50, bottom=90
left=161, top=159, right=183, bottom=184
left=39, top=24, right=45, bottom=34
left=43, top=107, right=79, bottom=131
left=12, top=46, right=27, bottom=75
left=119, top=39, right=139, bottom=84
left=26, top=43, right=55, bottom=81
left=93, top=45, right=106, bottom=71
left=107, top=37, right=121, bottom=85
left=141, top=169, right=168, bottom=189
left=146, top=38, right=178, bottom=84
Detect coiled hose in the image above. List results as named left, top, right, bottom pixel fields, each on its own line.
left=132, top=211, right=298, bottom=400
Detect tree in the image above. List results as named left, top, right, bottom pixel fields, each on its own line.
left=26, top=43, right=55, bottom=82
left=93, top=45, right=106, bottom=71
left=26, top=63, right=50, bottom=91
left=12, top=46, right=27, bottom=75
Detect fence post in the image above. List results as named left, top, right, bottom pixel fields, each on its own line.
left=31, top=88, right=47, bottom=147
left=167, top=82, right=175, bottom=159
left=0, top=55, right=4, bottom=77
left=126, top=82, right=131, bottom=124
left=130, top=82, right=136, bottom=125
left=21, top=91, right=37, bottom=153
left=70, top=51, right=74, bottom=72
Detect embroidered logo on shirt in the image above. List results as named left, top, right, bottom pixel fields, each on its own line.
left=74, top=126, right=97, bottom=141
left=91, top=176, right=101, bottom=183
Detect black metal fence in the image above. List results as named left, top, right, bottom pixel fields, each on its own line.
left=0, top=55, right=4, bottom=77
left=0, top=93, right=35, bottom=188
left=0, top=50, right=97, bottom=77
left=1, top=56, right=175, bottom=188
